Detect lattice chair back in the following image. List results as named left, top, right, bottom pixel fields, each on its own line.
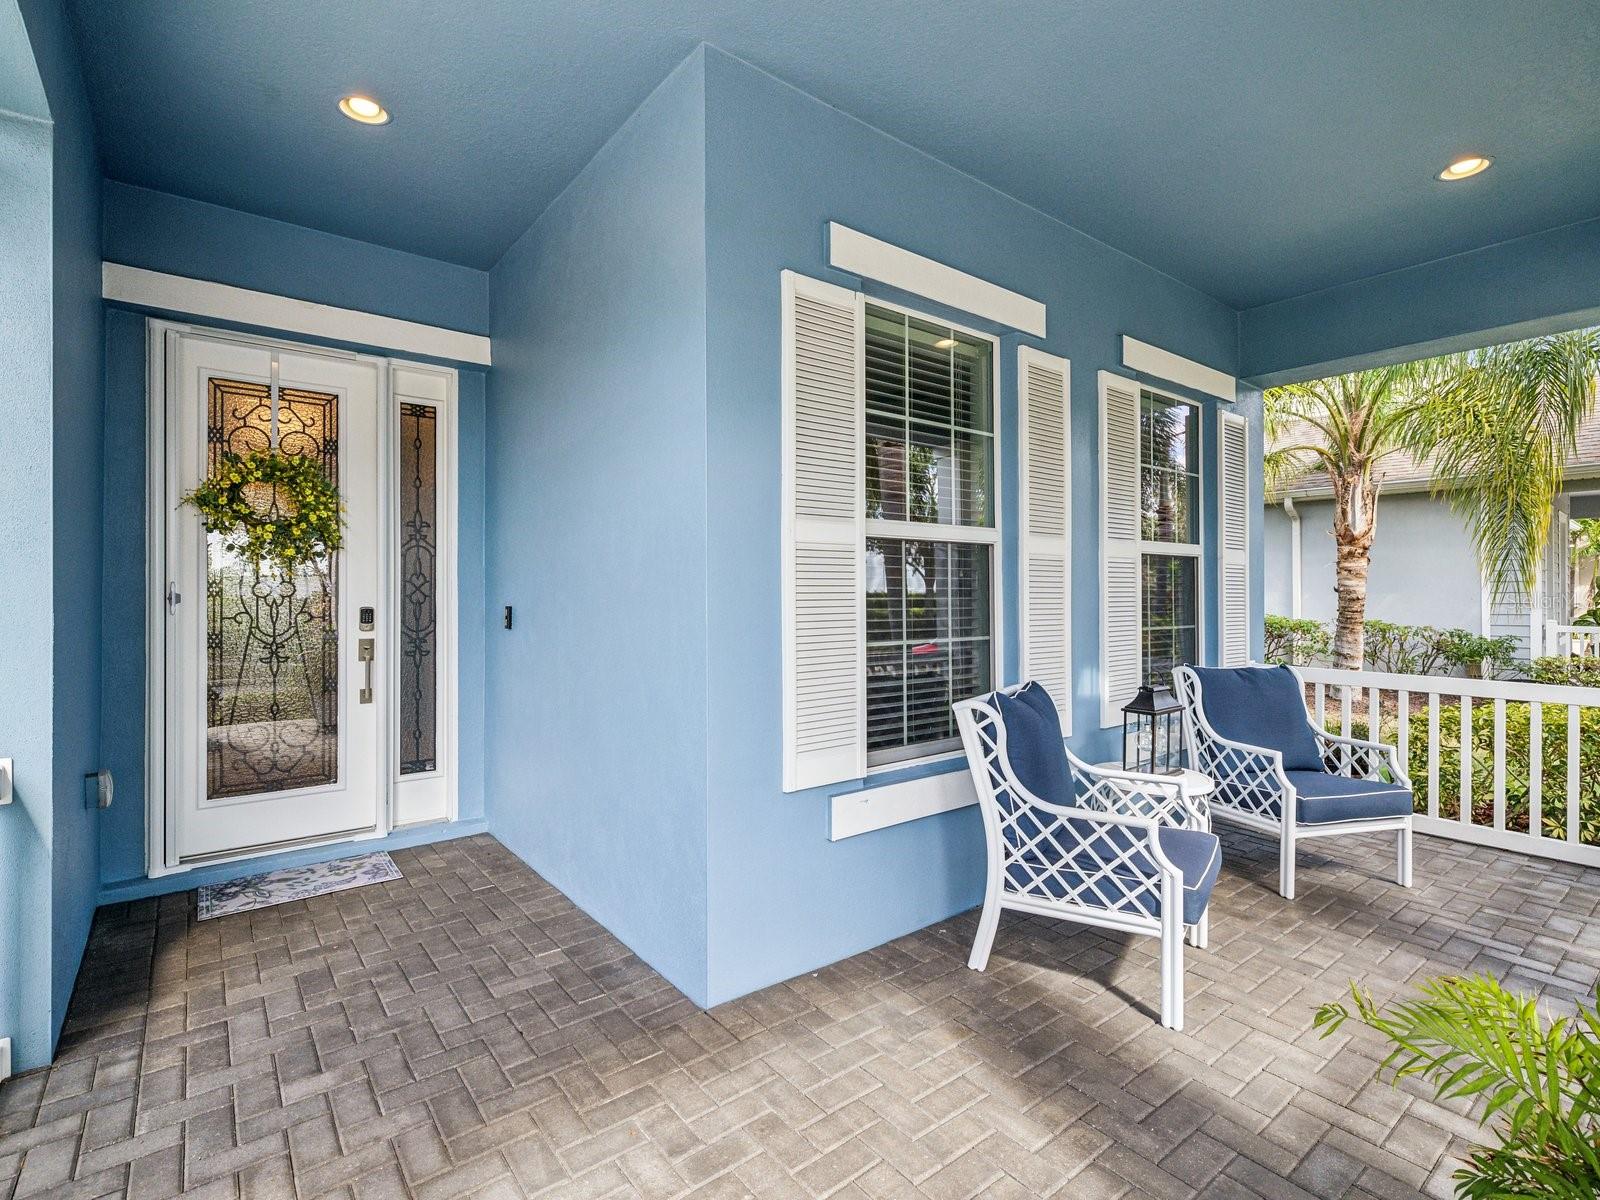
left=1173, top=664, right=1296, bottom=824
left=955, top=687, right=1180, bottom=930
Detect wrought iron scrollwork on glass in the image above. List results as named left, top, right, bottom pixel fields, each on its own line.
left=205, top=379, right=340, bottom=800
left=398, top=403, right=438, bottom=774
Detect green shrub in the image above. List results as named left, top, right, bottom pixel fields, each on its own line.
left=1438, top=630, right=1520, bottom=679
left=1264, top=614, right=1330, bottom=665
left=1527, top=656, right=1600, bottom=689
left=1316, top=975, right=1600, bottom=1199
left=1363, top=620, right=1449, bottom=674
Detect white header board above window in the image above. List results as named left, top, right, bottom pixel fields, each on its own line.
left=827, top=224, right=1046, bottom=338
left=1120, top=335, right=1235, bottom=403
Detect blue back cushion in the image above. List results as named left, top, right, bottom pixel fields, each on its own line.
left=1189, top=665, right=1323, bottom=770
left=994, top=683, right=1073, bottom=805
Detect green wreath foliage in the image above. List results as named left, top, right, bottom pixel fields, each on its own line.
left=183, top=450, right=343, bottom=571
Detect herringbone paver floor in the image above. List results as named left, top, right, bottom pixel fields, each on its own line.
left=3, top=830, right=1597, bottom=1199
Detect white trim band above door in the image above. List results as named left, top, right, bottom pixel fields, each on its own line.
left=827, top=224, right=1047, bottom=337
left=1120, top=335, right=1235, bottom=402
left=104, top=263, right=492, bottom=366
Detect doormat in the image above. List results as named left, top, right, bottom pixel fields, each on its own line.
left=196, top=851, right=402, bottom=920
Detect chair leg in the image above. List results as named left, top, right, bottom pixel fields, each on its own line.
left=1279, top=826, right=1296, bottom=900
left=1192, top=909, right=1209, bottom=950
left=1397, top=822, right=1413, bottom=888
left=1160, top=926, right=1184, bottom=1031
left=967, top=891, right=1001, bottom=971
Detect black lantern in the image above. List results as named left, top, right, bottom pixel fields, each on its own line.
left=1123, top=684, right=1185, bottom=775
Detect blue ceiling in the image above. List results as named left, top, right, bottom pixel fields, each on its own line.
left=66, top=0, right=1600, bottom=308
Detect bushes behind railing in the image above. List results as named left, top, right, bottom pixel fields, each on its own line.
left=1345, top=699, right=1600, bottom=846
left=1265, top=615, right=1518, bottom=678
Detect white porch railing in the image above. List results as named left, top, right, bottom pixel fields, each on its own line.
left=1543, top=620, right=1600, bottom=659
left=1297, top=666, right=1600, bottom=868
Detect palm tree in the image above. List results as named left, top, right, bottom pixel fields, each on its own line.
left=1266, top=330, right=1600, bottom=669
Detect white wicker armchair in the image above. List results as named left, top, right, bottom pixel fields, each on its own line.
left=954, top=682, right=1220, bottom=1031
left=1174, top=663, right=1414, bottom=900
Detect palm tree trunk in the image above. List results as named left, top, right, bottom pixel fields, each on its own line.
left=1330, top=468, right=1376, bottom=669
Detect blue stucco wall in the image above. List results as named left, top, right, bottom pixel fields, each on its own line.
left=102, top=181, right=491, bottom=336
left=699, top=48, right=1249, bottom=1004
left=1239, top=216, right=1600, bottom=386
left=27, top=0, right=105, bottom=1049
left=484, top=50, right=712, bottom=1002
left=0, top=107, right=59, bottom=1073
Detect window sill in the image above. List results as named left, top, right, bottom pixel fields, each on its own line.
left=830, top=767, right=976, bottom=841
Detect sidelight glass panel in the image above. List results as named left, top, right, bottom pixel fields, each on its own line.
left=205, top=379, right=339, bottom=800
left=398, top=403, right=438, bottom=775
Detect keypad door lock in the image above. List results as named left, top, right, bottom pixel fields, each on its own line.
left=359, top=606, right=375, bottom=631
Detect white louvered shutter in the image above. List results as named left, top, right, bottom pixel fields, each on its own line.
left=1219, top=411, right=1250, bottom=666
left=782, top=271, right=866, bottom=792
left=1099, top=372, right=1142, bottom=727
left=1019, top=348, right=1072, bottom=731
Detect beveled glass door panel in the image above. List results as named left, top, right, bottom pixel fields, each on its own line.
left=166, top=332, right=382, bottom=863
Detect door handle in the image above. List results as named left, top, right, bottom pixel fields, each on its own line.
left=358, top=638, right=374, bottom=703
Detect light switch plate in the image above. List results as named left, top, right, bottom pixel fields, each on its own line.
left=0, top=1037, right=10, bottom=1082
left=0, top=757, right=11, bottom=805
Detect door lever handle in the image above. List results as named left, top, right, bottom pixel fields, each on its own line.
left=358, top=638, right=374, bottom=703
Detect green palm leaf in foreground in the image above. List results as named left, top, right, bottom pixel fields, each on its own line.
left=1315, top=975, right=1600, bottom=1198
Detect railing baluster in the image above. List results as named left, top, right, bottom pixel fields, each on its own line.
left=1289, top=666, right=1596, bottom=864
left=1427, top=691, right=1440, bottom=819
left=1528, top=701, right=1542, bottom=837
left=1567, top=706, right=1580, bottom=845
left=1492, top=697, right=1506, bottom=830
left=1397, top=689, right=1410, bottom=780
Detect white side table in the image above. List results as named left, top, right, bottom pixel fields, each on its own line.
left=1094, top=763, right=1215, bottom=799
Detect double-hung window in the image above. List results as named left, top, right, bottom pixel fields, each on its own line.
left=1139, top=391, right=1200, bottom=685
left=863, top=304, right=998, bottom=765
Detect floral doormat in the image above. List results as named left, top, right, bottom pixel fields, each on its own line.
left=196, top=851, right=401, bottom=920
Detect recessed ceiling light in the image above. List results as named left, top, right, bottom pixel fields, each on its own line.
left=339, top=94, right=390, bottom=125
left=1438, top=155, right=1492, bottom=181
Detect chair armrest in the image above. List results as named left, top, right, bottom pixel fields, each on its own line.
left=1067, top=757, right=1208, bottom=831
left=1314, top=730, right=1411, bottom=787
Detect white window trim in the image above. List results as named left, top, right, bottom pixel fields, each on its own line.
left=862, top=297, right=1004, bottom=773
left=1136, top=382, right=1209, bottom=679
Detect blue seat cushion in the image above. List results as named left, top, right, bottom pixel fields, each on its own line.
left=1005, top=825, right=1220, bottom=925
left=994, top=683, right=1071, bottom=806
left=1189, top=665, right=1324, bottom=770
left=1285, top=771, right=1413, bottom=824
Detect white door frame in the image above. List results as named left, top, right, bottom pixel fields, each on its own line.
left=144, top=319, right=460, bottom=877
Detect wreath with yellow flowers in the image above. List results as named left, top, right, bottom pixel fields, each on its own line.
left=182, top=450, right=343, bottom=571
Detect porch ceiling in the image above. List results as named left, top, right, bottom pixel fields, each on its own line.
left=66, top=1, right=1600, bottom=308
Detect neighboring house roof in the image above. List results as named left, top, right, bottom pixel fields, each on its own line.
left=1268, top=405, right=1600, bottom=500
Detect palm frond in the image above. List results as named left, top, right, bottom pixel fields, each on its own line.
left=1400, top=330, right=1600, bottom=597
left=1316, top=974, right=1600, bottom=1198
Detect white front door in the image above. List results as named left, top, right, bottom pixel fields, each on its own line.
left=163, top=330, right=384, bottom=862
